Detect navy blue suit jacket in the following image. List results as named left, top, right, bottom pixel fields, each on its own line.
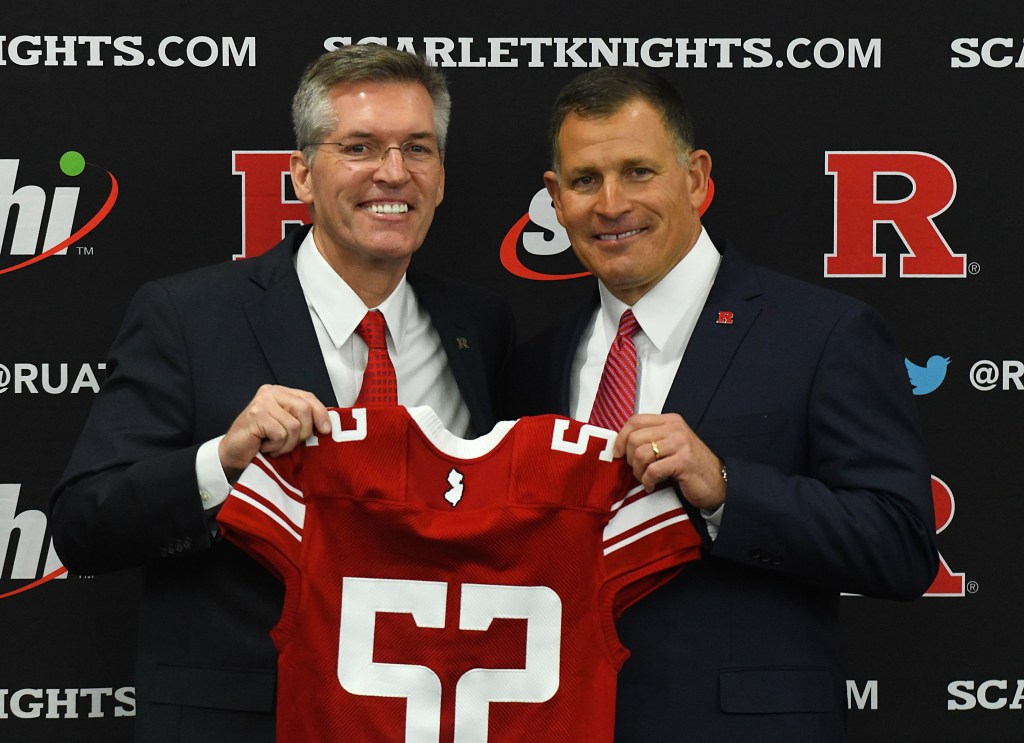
left=50, top=225, right=515, bottom=743
left=505, top=245, right=938, bottom=742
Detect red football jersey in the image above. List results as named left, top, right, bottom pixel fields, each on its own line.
left=217, top=406, right=701, bottom=743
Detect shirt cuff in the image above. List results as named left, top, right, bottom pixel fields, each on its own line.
left=700, top=504, right=723, bottom=541
left=196, top=436, right=231, bottom=511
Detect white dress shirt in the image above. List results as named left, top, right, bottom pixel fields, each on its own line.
left=570, top=227, right=724, bottom=536
left=570, top=227, right=720, bottom=420
left=196, top=230, right=470, bottom=509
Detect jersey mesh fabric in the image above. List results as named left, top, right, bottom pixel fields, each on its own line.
left=218, top=406, right=701, bottom=743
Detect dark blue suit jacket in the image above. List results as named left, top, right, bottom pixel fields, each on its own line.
left=50, top=225, right=515, bottom=743
left=505, top=245, right=938, bottom=742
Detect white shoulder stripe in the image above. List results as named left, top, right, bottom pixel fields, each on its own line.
left=604, top=487, right=683, bottom=541
left=241, top=460, right=306, bottom=530
left=604, top=514, right=690, bottom=556
left=232, top=492, right=303, bottom=543
left=610, top=484, right=646, bottom=513
left=254, top=453, right=304, bottom=499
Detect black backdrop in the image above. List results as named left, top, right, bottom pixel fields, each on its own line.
left=2, top=2, right=1020, bottom=740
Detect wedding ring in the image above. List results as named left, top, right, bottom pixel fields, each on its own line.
left=651, top=441, right=661, bottom=461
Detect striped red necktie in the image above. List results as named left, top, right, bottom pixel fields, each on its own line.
left=588, top=309, right=639, bottom=431
left=354, top=310, right=398, bottom=407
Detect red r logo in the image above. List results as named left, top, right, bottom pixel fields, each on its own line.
left=825, top=151, right=964, bottom=278
left=232, top=151, right=309, bottom=260
left=925, top=475, right=966, bottom=597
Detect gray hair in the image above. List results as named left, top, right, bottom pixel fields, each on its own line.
left=292, top=44, right=451, bottom=165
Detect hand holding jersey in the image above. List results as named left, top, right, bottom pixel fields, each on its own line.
left=614, top=413, right=726, bottom=511
left=219, top=384, right=332, bottom=482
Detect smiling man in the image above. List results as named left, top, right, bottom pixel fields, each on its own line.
left=50, top=45, right=513, bottom=743
left=507, top=67, right=938, bottom=741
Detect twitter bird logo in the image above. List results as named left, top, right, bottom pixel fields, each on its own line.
left=905, top=355, right=950, bottom=395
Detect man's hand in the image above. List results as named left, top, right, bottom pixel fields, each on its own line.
left=218, top=384, right=331, bottom=482
left=614, top=413, right=726, bottom=511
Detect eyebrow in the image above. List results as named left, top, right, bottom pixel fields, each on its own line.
left=339, top=130, right=437, bottom=142
left=565, top=157, right=655, bottom=177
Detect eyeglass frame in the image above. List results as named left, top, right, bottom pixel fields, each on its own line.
left=303, top=139, right=444, bottom=171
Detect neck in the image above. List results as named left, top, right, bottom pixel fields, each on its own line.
left=312, top=227, right=410, bottom=308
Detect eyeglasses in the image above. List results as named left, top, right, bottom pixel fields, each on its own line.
left=307, top=140, right=442, bottom=172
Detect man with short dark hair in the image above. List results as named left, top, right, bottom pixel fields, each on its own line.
left=50, top=45, right=513, bottom=742
left=507, top=66, right=938, bottom=741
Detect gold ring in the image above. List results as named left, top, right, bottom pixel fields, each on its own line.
left=651, top=441, right=661, bottom=460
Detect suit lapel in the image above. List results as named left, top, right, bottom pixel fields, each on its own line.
left=663, top=246, right=764, bottom=428
left=244, top=227, right=338, bottom=407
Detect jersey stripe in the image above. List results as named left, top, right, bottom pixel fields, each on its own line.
left=604, top=487, right=682, bottom=541
left=232, top=454, right=307, bottom=536
left=609, top=483, right=646, bottom=514
left=231, top=491, right=304, bottom=543
left=604, top=514, right=691, bottom=556
left=252, top=454, right=306, bottom=502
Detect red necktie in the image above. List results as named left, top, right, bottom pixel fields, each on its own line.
left=354, top=310, right=398, bottom=406
left=588, top=309, right=640, bottom=431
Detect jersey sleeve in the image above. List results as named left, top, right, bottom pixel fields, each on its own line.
left=216, top=451, right=306, bottom=587
left=516, top=415, right=703, bottom=617
left=602, top=482, right=703, bottom=617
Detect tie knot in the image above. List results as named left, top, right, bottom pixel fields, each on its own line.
left=356, top=310, right=388, bottom=350
left=616, top=309, right=639, bottom=340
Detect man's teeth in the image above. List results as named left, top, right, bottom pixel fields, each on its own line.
left=598, top=229, right=642, bottom=241
left=366, top=203, right=409, bottom=214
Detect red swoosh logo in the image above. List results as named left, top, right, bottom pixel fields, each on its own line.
left=0, top=566, right=68, bottom=600
left=500, top=213, right=590, bottom=281
left=501, top=177, right=715, bottom=281
left=0, top=169, right=119, bottom=276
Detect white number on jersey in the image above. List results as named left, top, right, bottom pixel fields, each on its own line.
left=337, top=577, right=562, bottom=743
left=549, top=419, right=615, bottom=462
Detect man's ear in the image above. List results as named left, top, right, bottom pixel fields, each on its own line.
left=687, top=149, right=712, bottom=210
left=290, top=150, right=314, bottom=206
left=543, top=170, right=565, bottom=226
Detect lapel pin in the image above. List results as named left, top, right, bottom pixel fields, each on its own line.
left=716, top=311, right=735, bottom=325
left=456, top=336, right=470, bottom=350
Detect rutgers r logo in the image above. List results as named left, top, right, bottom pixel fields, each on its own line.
left=232, top=151, right=309, bottom=260
left=825, top=151, right=965, bottom=278
left=926, top=475, right=965, bottom=597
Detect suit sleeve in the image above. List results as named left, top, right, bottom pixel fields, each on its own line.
left=48, top=280, right=215, bottom=575
left=709, top=303, right=939, bottom=599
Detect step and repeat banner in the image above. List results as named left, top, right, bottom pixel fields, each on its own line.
left=1, top=2, right=1020, bottom=741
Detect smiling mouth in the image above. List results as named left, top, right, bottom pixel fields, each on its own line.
left=597, top=228, right=643, bottom=241
left=363, top=202, right=410, bottom=214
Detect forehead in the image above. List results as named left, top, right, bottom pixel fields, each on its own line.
left=557, top=100, right=677, bottom=167
left=326, top=80, right=436, bottom=137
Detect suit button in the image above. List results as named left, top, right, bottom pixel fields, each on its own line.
left=183, top=537, right=193, bottom=550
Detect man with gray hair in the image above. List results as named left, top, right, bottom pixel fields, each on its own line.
left=50, top=44, right=513, bottom=742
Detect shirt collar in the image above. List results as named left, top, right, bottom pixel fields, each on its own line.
left=295, top=229, right=411, bottom=351
left=597, top=227, right=721, bottom=350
